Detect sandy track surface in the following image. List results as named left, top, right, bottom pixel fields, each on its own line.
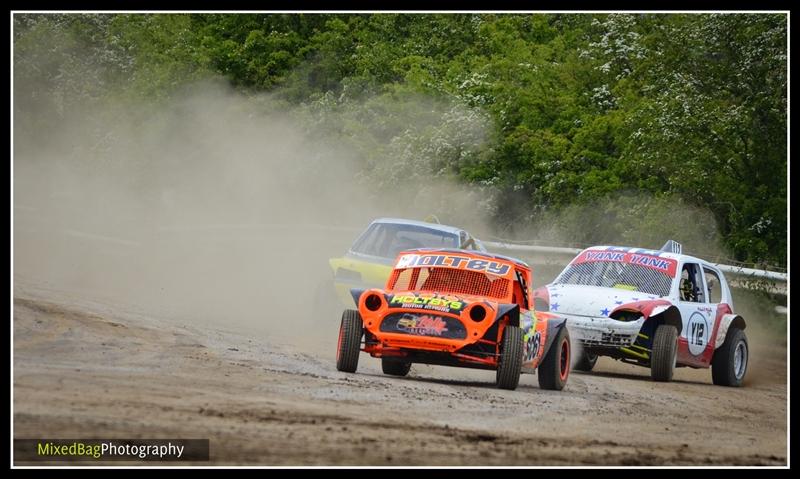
left=13, top=282, right=787, bottom=466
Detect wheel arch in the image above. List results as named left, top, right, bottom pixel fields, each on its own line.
left=639, top=305, right=683, bottom=336
left=539, top=316, right=568, bottom=360
left=714, top=314, right=747, bottom=349
left=349, top=288, right=366, bottom=307
left=612, top=300, right=682, bottom=335
left=497, top=303, right=520, bottom=328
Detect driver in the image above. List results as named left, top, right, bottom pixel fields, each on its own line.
left=680, top=268, right=697, bottom=302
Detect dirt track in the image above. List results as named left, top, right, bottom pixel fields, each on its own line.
left=13, top=280, right=787, bottom=466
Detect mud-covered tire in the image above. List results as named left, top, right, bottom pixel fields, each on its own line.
left=336, top=309, right=363, bottom=373
left=574, top=350, right=597, bottom=372
left=538, top=326, right=571, bottom=390
left=711, top=328, right=748, bottom=387
left=381, top=358, right=411, bottom=377
left=650, top=324, right=678, bottom=382
left=496, top=325, right=523, bottom=390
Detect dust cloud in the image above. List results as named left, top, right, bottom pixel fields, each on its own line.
left=13, top=79, right=496, bottom=350
left=731, top=290, right=787, bottom=387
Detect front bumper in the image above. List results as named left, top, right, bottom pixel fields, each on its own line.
left=561, top=314, right=645, bottom=348
left=365, top=311, right=475, bottom=354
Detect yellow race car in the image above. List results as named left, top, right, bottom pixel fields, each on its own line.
left=320, top=218, right=487, bottom=310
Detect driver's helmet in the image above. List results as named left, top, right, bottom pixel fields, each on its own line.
left=680, top=269, right=695, bottom=300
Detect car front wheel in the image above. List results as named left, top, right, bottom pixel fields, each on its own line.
left=336, top=309, right=363, bottom=373
left=650, top=324, right=678, bottom=382
left=496, top=325, right=523, bottom=390
left=538, top=326, right=571, bottom=390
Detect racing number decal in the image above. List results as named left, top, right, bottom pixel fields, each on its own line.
left=687, top=312, right=709, bottom=356
left=524, top=330, right=541, bottom=362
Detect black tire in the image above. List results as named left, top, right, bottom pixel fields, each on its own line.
left=574, top=350, right=598, bottom=372
left=336, top=309, right=363, bottom=373
left=381, top=358, right=411, bottom=377
left=538, top=326, right=571, bottom=390
left=496, top=325, right=523, bottom=390
left=650, top=324, right=678, bottom=382
left=711, top=328, right=748, bottom=387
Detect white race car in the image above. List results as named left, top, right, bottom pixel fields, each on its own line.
left=534, top=240, right=748, bottom=386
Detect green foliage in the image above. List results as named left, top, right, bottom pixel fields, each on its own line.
left=13, top=13, right=787, bottom=267
left=531, top=192, right=725, bottom=258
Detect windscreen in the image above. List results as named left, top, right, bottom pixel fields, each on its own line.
left=388, top=267, right=510, bottom=299
left=554, top=259, right=673, bottom=297
left=351, top=223, right=459, bottom=259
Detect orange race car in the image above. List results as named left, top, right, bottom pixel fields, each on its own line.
left=335, top=248, right=571, bottom=390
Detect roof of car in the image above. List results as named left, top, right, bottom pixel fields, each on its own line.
left=371, top=217, right=464, bottom=235
left=402, top=248, right=530, bottom=269
left=582, top=245, right=709, bottom=265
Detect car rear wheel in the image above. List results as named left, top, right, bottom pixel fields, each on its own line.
left=574, top=350, right=597, bottom=372
left=650, top=324, right=678, bottom=382
left=336, top=309, right=363, bottom=373
left=711, top=328, right=748, bottom=387
left=496, top=325, right=523, bottom=390
left=381, top=358, right=411, bottom=377
left=538, top=326, right=571, bottom=390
